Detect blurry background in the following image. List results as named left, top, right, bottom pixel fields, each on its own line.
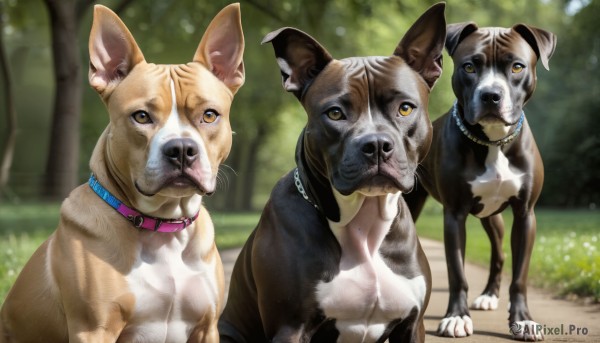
left=1, top=0, right=599, bottom=305
left=0, top=0, right=598, bottom=210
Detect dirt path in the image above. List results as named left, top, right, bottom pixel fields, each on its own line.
left=219, top=238, right=599, bottom=342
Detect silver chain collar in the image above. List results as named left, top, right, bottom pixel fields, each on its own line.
left=451, top=101, right=525, bottom=147
left=294, top=168, right=319, bottom=210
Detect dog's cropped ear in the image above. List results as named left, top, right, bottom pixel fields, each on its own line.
left=88, top=5, right=145, bottom=95
left=446, top=22, right=478, bottom=56
left=262, top=27, right=333, bottom=99
left=513, top=24, right=557, bottom=71
left=194, top=3, right=245, bottom=94
left=394, top=2, right=446, bottom=88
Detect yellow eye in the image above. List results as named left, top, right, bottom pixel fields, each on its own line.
left=326, top=108, right=345, bottom=121
left=463, top=63, right=475, bottom=73
left=512, top=63, right=525, bottom=73
left=203, top=110, right=219, bottom=123
left=132, top=111, right=152, bottom=124
left=398, top=103, right=414, bottom=116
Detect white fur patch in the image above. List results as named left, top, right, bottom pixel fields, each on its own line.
left=471, top=294, right=499, bottom=310
left=510, top=320, right=544, bottom=341
left=437, top=315, right=473, bottom=337
left=316, top=190, right=426, bottom=342
left=122, top=231, right=218, bottom=342
left=473, top=70, right=512, bottom=127
left=469, top=146, right=524, bottom=218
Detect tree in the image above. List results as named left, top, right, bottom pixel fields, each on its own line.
left=42, top=0, right=134, bottom=200
left=0, top=1, right=17, bottom=196
left=531, top=0, right=600, bottom=207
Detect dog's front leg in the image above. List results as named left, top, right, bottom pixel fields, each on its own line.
left=438, top=208, right=473, bottom=338
left=388, top=308, right=425, bottom=343
left=508, top=208, right=543, bottom=341
left=64, top=304, right=128, bottom=343
left=471, top=214, right=505, bottom=311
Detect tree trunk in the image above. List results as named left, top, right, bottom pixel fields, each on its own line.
left=240, top=127, right=266, bottom=210
left=42, top=0, right=84, bottom=199
left=0, top=3, right=17, bottom=196
left=40, top=0, right=138, bottom=200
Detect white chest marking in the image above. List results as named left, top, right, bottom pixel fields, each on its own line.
left=316, top=191, right=426, bottom=343
left=469, top=146, right=524, bottom=218
left=121, top=231, right=218, bottom=343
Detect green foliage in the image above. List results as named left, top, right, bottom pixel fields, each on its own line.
left=211, top=211, right=261, bottom=248
left=417, top=200, right=600, bottom=301
left=0, top=203, right=259, bottom=301
left=0, top=0, right=597, bottom=209
left=534, top=232, right=600, bottom=300
left=530, top=0, right=600, bottom=207
left=1, top=202, right=597, bottom=303
left=0, top=202, right=60, bottom=297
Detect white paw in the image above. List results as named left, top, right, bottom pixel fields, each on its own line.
left=510, top=320, right=544, bottom=341
left=471, top=294, right=498, bottom=310
left=437, top=315, right=473, bottom=337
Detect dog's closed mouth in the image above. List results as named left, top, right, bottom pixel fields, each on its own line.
left=170, top=175, right=196, bottom=188
left=135, top=173, right=211, bottom=197
left=336, top=167, right=405, bottom=196
left=479, top=114, right=513, bottom=126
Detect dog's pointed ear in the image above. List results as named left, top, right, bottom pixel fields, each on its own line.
left=513, top=24, right=557, bottom=71
left=262, top=27, right=333, bottom=99
left=88, top=5, right=145, bottom=95
left=446, top=22, right=478, bottom=56
left=194, top=3, right=245, bottom=94
left=394, top=2, right=446, bottom=88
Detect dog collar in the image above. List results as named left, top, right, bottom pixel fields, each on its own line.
left=294, top=168, right=319, bottom=210
left=451, top=101, right=524, bottom=147
left=88, top=174, right=199, bottom=233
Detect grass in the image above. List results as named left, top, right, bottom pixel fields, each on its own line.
left=211, top=211, right=260, bottom=249
left=0, top=201, right=598, bottom=303
left=0, top=203, right=259, bottom=300
left=416, top=200, right=600, bottom=301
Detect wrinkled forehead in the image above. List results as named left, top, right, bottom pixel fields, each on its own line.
left=107, top=62, right=232, bottom=113
left=454, top=27, right=537, bottom=63
left=306, top=56, right=426, bottom=102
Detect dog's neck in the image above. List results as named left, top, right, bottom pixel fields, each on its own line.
left=453, top=102, right=525, bottom=147
left=328, top=189, right=401, bottom=268
left=90, top=128, right=202, bottom=220
left=295, top=130, right=342, bottom=221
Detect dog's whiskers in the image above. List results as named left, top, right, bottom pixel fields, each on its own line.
left=216, top=164, right=237, bottom=191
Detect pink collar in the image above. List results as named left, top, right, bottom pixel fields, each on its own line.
left=89, top=174, right=199, bottom=233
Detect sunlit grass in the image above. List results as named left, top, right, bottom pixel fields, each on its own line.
left=0, top=203, right=259, bottom=301
left=416, top=200, right=600, bottom=301
left=1, top=201, right=598, bottom=303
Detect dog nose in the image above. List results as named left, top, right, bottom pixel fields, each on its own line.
left=359, top=133, right=394, bottom=162
left=162, top=138, right=199, bottom=168
left=480, top=87, right=503, bottom=106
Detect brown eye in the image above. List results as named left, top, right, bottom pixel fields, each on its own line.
left=326, top=107, right=345, bottom=121
left=512, top=63, right=525, bottom=73
left=203, top=110, right=219, bottom=123
left=132, top=111, right=152, bottom=124
left=463, top=62, right=475, bottom=73
left=398, top=103, right=414, bottom=117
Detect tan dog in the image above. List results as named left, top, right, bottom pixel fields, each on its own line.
left=0, top=4, right=244, bottom=342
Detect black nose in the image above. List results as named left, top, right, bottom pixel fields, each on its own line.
left=359, top=133, right=394, bottom=162
left=480, top=87, right=503, bottom=106
left=162, top=138, right=199, bottom=168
